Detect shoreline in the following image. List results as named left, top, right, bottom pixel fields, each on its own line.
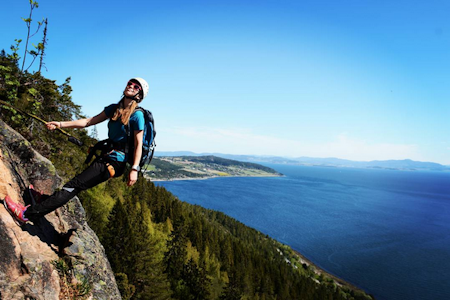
left=292, top=249, right=371, bottom=296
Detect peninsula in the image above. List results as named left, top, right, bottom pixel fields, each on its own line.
left=145, top=155, right=282, bottom=181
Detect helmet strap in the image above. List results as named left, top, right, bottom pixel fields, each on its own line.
left=123, top=91, right=141, bottom=102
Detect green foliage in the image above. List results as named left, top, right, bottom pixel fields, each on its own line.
left=1, top=52, right=95, bottom=180
left=53, top=258, right=92, bottom=299
left=115, top=273, right=136, bottom=300
left=75, top=276, right=92, bottom=297
left=20, top=0, right=47, bottom=72
left=101, top=180, right=172, bottom=300
left=219, top=272, right=242, bottom=300
left=0, top=50, right=21, bottom=101
left=79, top=182, right=115, bottom=239
left=9, top=39, right=22, bottom=63
left=53, top=258, right=70, bottom=275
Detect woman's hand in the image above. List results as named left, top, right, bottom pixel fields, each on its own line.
left=128, top=169, right=138, bottom=186
left=46, top=121, right=61, bottom=130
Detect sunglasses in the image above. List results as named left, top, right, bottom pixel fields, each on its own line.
left=127, top=81, right=142, bottom=91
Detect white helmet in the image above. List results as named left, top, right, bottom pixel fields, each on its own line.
left=130, top=77, right=149, bottom=101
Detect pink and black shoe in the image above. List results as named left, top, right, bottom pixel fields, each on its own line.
left=3, top=195, right=30, bottom=226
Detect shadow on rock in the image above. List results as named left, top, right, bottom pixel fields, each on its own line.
left=1, top=199, right=75, bottom=256
left=22, top=219, right=75, bottom=256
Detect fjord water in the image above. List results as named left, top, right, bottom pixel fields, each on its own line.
left=156, top=165, right=450, bottom=300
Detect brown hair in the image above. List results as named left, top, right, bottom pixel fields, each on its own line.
left=111, top=97, right=139, bottom=125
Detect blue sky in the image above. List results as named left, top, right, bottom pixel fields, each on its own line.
left=1, top=0, right=449, bottom=164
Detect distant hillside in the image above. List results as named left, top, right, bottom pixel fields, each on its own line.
left=148, top=155, right=282, bottom=181
left=288, top=157, right=450, bottom=171
left=183, top=155, right=279, bottom=173
left=156, top=152, right=450, bottom=172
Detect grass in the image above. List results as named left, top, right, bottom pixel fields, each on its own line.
left=53, top=258, right=92, bottom=300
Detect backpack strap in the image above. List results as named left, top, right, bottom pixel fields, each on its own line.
left=124, top=107, right=144, bottom=163
left=125, top=124, right=131, bottom=159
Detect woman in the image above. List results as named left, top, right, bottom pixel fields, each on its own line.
left=4, top=77, right=149, bottom=225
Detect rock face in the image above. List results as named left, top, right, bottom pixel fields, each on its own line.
left=0, top=119, right=121, bottom=300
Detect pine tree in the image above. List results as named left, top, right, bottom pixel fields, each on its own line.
left=103, top=199, right=130, bottom=273
left=164, top=217, right=189, bottom=298
left=220, top=271, right=242, bottom=300
left=182, top=258, right=211, bottom=300
left=127, top=200, right=172, bottom=300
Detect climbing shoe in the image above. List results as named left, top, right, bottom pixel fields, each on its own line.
left=3, top=195, right=30, bottom=226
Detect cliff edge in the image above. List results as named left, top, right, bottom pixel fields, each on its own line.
left=0, top=119, right=121, bottom=300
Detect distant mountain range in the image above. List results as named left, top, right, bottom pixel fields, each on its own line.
left=155, top=151, right=450, bottom=172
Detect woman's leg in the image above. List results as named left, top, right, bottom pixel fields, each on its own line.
left=24, top=160, right=111, bottom=220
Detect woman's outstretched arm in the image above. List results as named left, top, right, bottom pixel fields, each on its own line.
left=46, top=111, right=108, bottom=130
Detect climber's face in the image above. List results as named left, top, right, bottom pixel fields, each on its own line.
left=124, top=80, right=142, bottom=99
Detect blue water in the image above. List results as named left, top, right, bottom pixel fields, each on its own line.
left=156, top=165, right=450, bottom=300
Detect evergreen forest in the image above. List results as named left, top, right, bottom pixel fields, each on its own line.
left=0, top=3, right=375, bottom=299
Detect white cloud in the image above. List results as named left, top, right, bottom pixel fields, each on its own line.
left=157, top=127, right=424, bottom=162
